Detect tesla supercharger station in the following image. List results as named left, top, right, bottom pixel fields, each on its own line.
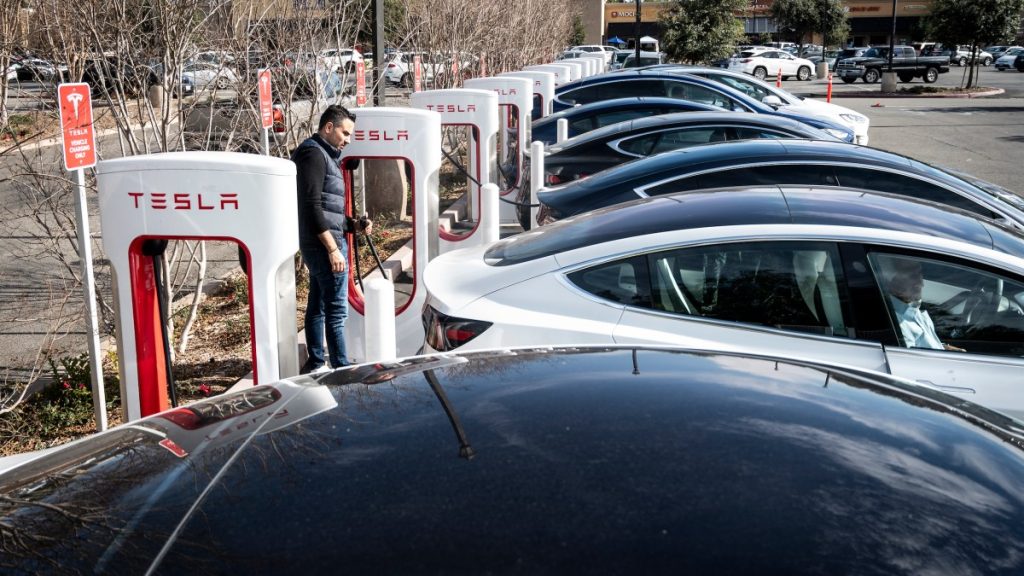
left=97, top=152, right=299, bottom=421
left=464, top=76, right=532, bottom=225
left=523, top=64, right=572, bottom=87
left=499, top=71, right=556, bottom=118
left=410, top=89, right=499, bottom=254
left=557, top=60, right=584, bottom=81
left=581, top=55, right=606, bottom=74
left=339, top=108, right=441, bottom=361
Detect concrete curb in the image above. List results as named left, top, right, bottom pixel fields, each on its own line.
left=799, top=87, right=1005, bottom=99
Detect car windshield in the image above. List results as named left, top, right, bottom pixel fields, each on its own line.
left=945, top=169, right=1024, bottom=212
left=862, top=47, right=887, bottom=58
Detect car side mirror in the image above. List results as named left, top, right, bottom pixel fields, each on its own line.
left=762, top=95, right=784, bottom=108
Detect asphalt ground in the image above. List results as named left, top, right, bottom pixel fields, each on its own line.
left=1, top=67, right=1023, bottom=384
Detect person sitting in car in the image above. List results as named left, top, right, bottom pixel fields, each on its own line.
left=885, top=258, right=964, bottom=351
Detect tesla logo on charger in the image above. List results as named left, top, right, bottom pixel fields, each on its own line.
left=354, top=129, right=409, bottom=141
left=127, top=192, right=240, bottom=211
left=425, top=104, right=477, bottom=113
left=493, top=88, right=518, bottom=96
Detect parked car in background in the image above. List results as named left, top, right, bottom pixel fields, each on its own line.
left=619, top=51, right=665, bottom=69
left=318, top=48, right=363, bottom=72
left=728, top=48, right=816, bottom=81
left=985, top=45, right=1022, bottom=60
left=995, top=47, right=1024, bottom=70
left=182, top=61, right=238, bottom=90
left=4, top=62, right=21, bottom=81
left=568, top=44, right=617, bottom=65
left=426, top=186, right=1024, bottom=421
left=831, top=47, right=868, bottom=70
left=531, top=96, right=721, bottom=145
left=610, top=49, right=632, bottom=69
left=14, top=58, right=66, bottom=82
left=534, top=139, right=1024, bottom=228
left=835, top=45, right=949, bottom=83
left=680, top=67, right=870, bottom=145
left=552, top=70, right=856, bottom=142
left=951, top=45, right=994, bottom=67
left=8, top=346, right=1024, bottom=572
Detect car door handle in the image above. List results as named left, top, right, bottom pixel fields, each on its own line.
left=918, top=380, right=976, bottom=394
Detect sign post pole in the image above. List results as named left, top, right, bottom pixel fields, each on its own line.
left=258, top=69, right=273, bottom=155
left=58, top=83, right=106, bottom=432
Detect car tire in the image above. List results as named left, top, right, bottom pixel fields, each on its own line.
left=982, top=57, right=992, bottom=66
left=923, top=67, right=939, bottom=83
left=898, top=73, right=914, bottom=83
left=863, top=68, right=880, bottom=83
left=841, top=77, right=856, bottom=84
left=753, top=66, right=767, bottom=81
left=215, top=77, right=228, bottom=90
left=958, top=56, right=968, bottom=67
left=400, top=73, right=411, bottom=88
left=797, top=66, right=811, bottom=81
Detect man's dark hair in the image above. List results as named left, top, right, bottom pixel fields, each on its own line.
left=318, top=105, right=357, bottom=130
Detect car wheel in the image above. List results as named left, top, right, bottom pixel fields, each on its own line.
left=215, top=76, right=228, bottom=89
left=841, top=77, right=856, bottom=84
left=923, top=67, right=939, bottom=83
left=958, top=56, right=968, bottom=66
left=345, top=62, right=355, bottom=73
left=863, top=68, right=880, bottom=83
left=796, top=66, right=811, bottom=81
left=400, top=73, right=411, bottom=88
left=982, top=57, right=993, bottom=66
left=898, top=73, right=914, bottom=83
left=753, top=66, right=767, bottom=81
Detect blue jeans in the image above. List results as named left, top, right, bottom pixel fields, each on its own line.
left=301, top=241, right=349, bottom=368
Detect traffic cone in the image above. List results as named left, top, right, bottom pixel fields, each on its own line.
left=776, top=68, right=782, bottom=87
left=826, top=73, right=833, bottom=103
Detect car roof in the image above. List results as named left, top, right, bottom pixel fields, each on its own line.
left=533, top=97, right=721, bottom=129
left=554, top=139, right=993, bottom=203
left=545, top=111, right=828, bottom=153
left=555, top=70, right=764, bottom=109
left=4, top=346, right=1024, bottom=572
left=507, top=185, right=1024, bottom=265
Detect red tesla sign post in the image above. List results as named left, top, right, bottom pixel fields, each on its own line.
left=258, top=69, right=273, bottom=155
left=58, top=82, right=106, bottom=431
left=356, top=61, right=367, bottom=106
left=413, top=55, right=422, bottom=92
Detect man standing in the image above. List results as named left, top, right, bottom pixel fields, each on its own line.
left=293, top=105, right=371, bottom=374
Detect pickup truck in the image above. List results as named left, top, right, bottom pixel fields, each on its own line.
left=182, top=68, right=353, bottom=155
left=834, top=45, right=950, bottom=84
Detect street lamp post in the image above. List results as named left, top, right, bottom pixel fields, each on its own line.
left=887, top=0, right=897, bottom=71
left=634, top=0, right=642, bottom=64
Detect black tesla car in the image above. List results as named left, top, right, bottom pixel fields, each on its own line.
left=3, top=346, right=1024, bottom=573
left=518, top=111, right=833, bottom=228
left=530, top=96, right=721, bottom=145
left=536, top=138, right=1024, bottom=227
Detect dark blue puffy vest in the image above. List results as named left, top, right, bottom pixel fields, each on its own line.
left=295, top=136, right=347, bottom=250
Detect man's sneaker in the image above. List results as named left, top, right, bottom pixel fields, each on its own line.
left=309, top=365, right=332, bottom=376
left=300, top=359, right=325, bottom=375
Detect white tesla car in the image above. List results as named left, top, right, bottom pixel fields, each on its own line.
left=681, top=67, right=871, bottom=145
left=423, top=186, right=1024, bottom=420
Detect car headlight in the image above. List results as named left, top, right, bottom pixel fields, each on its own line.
left=839, top=113, right=867, bottom=124
left=824, top=128, right=852, bottom=141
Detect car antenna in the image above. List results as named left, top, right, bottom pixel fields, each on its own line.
left=423, top=369, right=476, bottom=460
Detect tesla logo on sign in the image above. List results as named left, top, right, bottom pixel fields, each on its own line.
left=58, top=83, right=97, bottom=171
left=127, top=192, right=240, bottom=211
left=426, top=104, right=477, bottom=113
left=493, top=88, right=518, bottom=96
left=258, top=69, right=273, bottom=129
left=354, top=130, right=409, bottom=141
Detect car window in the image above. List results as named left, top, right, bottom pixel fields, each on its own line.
left=618, top=127, right=733, bottom=156
left=868, top=252, right=1024, bottom=357
left=637, top=241, right=850, bottom=337
left=664, top=82, right=741, bottom=111
left=559, top=84, right=605, bottom=105
left=567, top=256, right=652, bottom=308
left=831, top=166, right=1000, bottom=219
left=705, top=74, right=772, bottom=100
left=592, top=110, right=650, bottom=129
left=733, top=127, right=797, bottom=140
left=596, top=80, right=667, bottom=100
left=644, top=164, right=838, bottom=196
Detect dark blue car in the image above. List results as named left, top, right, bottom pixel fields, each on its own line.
left=536, top=138, right=1024, bottom=227
left=530, top=96, right=720, bottom=145
left=552, top=70, right=855, bottom=143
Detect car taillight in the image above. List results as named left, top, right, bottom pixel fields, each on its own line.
left=423, top=305, right=491, bottom=351
left=387, top=63, right=398, bottom=69
left=272, top=105, right=286, bottom=134
left=740, top=58, right=752, bottom=63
